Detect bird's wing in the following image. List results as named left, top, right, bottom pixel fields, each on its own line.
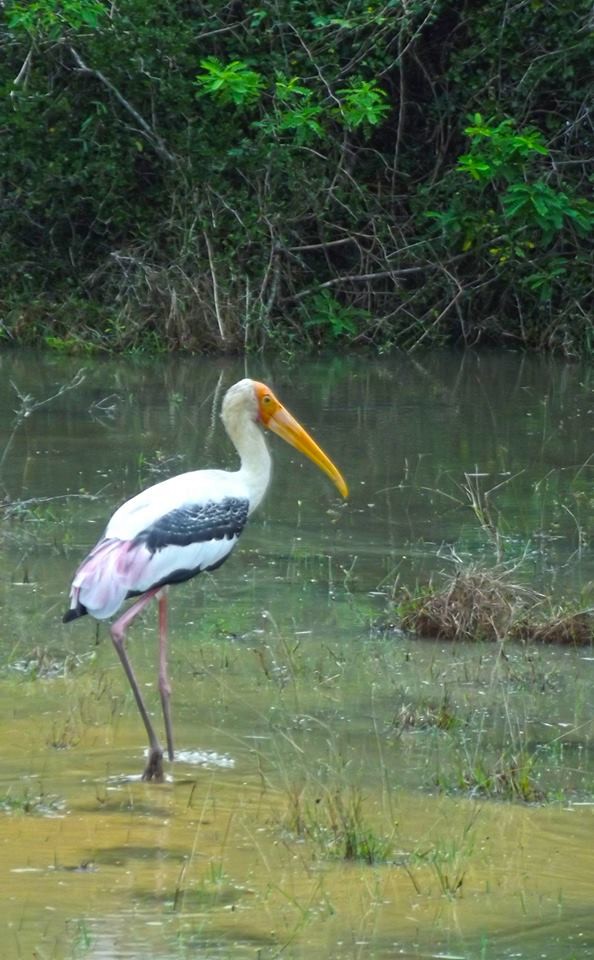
left=67, top=492, right=250, bottom=621
left=138, top=497, right=249, bottom=552
left=125, top=494, right=250, bottom=595
left=104, top=470, right=228, bottom=539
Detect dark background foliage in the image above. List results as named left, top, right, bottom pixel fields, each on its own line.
left=1, top=0, right=592, bottom=353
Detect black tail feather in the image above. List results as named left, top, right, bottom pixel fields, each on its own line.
left=63, top=604, right=88, bottom=623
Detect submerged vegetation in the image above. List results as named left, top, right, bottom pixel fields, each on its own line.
left=1, top=0, right=592, bottom=353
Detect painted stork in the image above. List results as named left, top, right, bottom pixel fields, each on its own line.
left=63, top=378, right=347, bottom=781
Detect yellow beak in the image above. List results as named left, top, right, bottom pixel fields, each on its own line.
left=266, top=403, right=348, bottom=498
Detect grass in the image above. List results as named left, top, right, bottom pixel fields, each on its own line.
left=396, top=565, right=593, bottom=646
left=282, top=782, right=395, bottom=864
left=0, top=784, right=66, bottom=816
left=388, top=689, right=459, bottom=734
left=6, top=648, right=95, bottom=681
left=411, top=824, right=477, bottom=899
left=447, top=750, right=545, bottom=803
left=181, top=578, right=594, bottom=813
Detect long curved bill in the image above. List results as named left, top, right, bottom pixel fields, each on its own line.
left=266, top=402, right=348, bottom=498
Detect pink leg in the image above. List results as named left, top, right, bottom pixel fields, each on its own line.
left=110, top=587, right=164, bottom=782
left=158, top=590, right=175, bottom=762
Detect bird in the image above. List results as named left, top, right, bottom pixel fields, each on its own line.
left=63, top=378, right=348, bottom=782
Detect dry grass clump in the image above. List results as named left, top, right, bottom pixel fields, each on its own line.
left=398, top=567, right=593, bottom=646
left=399, top=568, right=531, bottom=642
left=511, top=610, right=593, bottom=646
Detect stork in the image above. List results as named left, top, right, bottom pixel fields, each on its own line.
left=63, top=379, right=347, bottom=781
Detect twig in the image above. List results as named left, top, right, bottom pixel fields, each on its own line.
left=0, top=368, right=87, bottom=473
left=289, top=237, right=355, bottom=252
left=409, top=286, right=464, bottom=352
left=67, top=46, right=176, bottom=164
left=9, top=367, right=86, bottom=417
left=391, top=28, right=406, bottom=189
left=290, top=266, right=430, bottom=302
left=204, top=231, right=226, bottom=342
left=1, top=493, right=101, bottom=519
left=11, top=46, right=33, bottom=92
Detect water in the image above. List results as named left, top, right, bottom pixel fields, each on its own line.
left=0, top=349, right=593, bottom=959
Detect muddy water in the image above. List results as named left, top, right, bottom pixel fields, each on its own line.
left=0, top=350, right=593, bottom=959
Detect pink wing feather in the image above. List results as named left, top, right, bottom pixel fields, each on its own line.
left=67, top=538, right=152, bottom=621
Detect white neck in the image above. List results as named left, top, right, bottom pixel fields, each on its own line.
left=224, top=410, right=271, bottom=514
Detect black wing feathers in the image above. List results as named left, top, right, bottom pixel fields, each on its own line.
left=137, top=497, right=249, bottom=553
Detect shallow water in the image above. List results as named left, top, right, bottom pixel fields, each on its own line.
left=0, top=349, right=593, bottom=959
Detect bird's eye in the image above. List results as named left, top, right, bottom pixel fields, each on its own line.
left=263, top=395, right=272, bottom=404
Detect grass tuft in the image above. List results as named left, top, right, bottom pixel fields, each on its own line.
left=452, top=751, right=545, bottom=803
left=397, top=566, right=592, bottom=646
left=0, top=786, right=66, bottom=817
left=283, top=784, right=395, bottom=865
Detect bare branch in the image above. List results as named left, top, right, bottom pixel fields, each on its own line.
left=11, top=46, right=33, bottom=91
left=67, top=46, right=176, bottom=165
left=0, top=368, right=87, bottom=475
left=289, top=265, right=433, bottom=302
left=204, top=231, right=226, bottom=342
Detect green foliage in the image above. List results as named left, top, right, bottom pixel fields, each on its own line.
left=255, top=75, right=327, bottom=143
left=449, top=115, right=594, bottom=246
left=6, top=0, right=105, bottom=37
left=502, top=182, right=593, bottom=244
left=423, top=108, right=592, bottom=338
left=336, top=78, right=389, bottom=130
left=303, top=290, right=366, bottom=340
left=194, top=59, right=387, bottom=140
left=0, top=0, right=591, bottom=353
left=457, top=115, right=549, bottom=182
left=194, top=57, right=265, bottom=106
left=522, top=257, right=568, bottom=303
left=430, top=114, right=593, bottom=249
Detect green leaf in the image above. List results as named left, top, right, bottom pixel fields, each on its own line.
left=195, top=58, right=264, bottom=106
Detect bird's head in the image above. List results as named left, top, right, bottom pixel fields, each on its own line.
left=222, top=379, right=348, bottom=498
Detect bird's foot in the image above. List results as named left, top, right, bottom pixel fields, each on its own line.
left=142, top=748, right=165, bottom=783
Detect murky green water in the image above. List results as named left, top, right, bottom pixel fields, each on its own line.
left=0, top=349, right=593, bottom=959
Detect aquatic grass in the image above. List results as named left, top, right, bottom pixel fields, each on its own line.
left=497, top=649, right=563, bottom=693
left=449, top=750, right=545, bottom=803
left=0, top=784, right=66, bottom=817
left=282, top=782, right=396, bottom=864
left=48, top=715, right=82, bottom=750
left=388, top=689, right=460, bottom=734
left=391, top=806, right=482, bottom=899
left=411, top=834, right=474, bottom=899
left=174, top=861, right=245, bottom=911
left=186, top=590, right=594, bottom=812
left=6, top=648, right=96, bottom=681
left=68, top=918, right=93, bottom=957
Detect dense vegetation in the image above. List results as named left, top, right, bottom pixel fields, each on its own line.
left=1, top=1, right=592, bottom=354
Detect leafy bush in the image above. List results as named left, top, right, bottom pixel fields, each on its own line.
left=0, top=0, right=591, bottom=353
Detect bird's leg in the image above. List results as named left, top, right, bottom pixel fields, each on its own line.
left=110, top=588, right=165, bottom=782
left=157, top=589, right=175, bottom=762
